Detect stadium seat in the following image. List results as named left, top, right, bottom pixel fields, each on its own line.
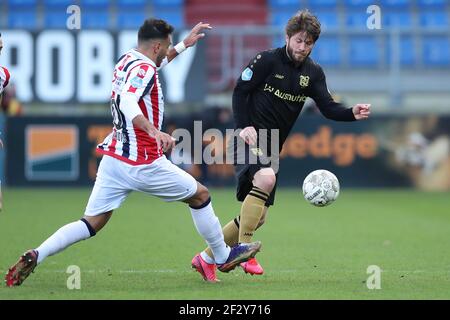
left=7, top=0, right=37, bottom=8
left=314, top=11, right=339, bottom=30
left=44, top=11, right=70, bottom=29
left=117, top=0, right=147, bottom=9
left=345, top=11, right=369, bottom=29
left=79, top=0, right=109, bottom=9
left=379, top=0, right=409, bottom=8
left=152, top=0, right=184, bottom=6
left=8, top=11, right=38, bottom=29
left=305, top=0, right=337, bottom=8
left=343, top=0, right=373, bottom=7
left=419, top=11, right=449, bottom=28
left=310, top=37, right=341, bottom=66
left=417, top=0, right=447, bottom=8
left=270, top=10, right=293, bottom=27
left=267, top=0, right=301, bottom=8
left=117, top=12, right=147, bottom=29
left=386, top=36, right=415, bottom=66
left=153, top=10, right=185, bottom=29
left=423, top=37, right=450, bottom=66
left=349, top=37, right=379, bottom=66
left=383, top=11, right=413, bottom=28
left=82, top=11, right=110, bottom=29
left=43, top=0, right=74, bottom=8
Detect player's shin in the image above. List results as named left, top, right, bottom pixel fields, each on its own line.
left=35, top=219, right=96, bottom=264
left=204, top=217, right=240, bottom=262
left=239, top=187, right=269, bottom=243
left=189, top=198, right=230, bottom=264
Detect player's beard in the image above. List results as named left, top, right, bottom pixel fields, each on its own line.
left=286, top=43, right=308, bottom=65
left=156, top=52, right=166, bottom=67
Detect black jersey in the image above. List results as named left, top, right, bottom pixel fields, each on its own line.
left=232, top=46, right=356, bottom=150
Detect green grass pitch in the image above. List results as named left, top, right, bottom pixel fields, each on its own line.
left=0, top=188, right=449, bottom=299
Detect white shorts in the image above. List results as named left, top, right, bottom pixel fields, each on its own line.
left=84, top=155, right=198, bottom=216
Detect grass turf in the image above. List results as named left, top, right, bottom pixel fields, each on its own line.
left=0, top=188, right=449, bottom=299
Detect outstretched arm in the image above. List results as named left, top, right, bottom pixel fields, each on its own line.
left=164, top=22, right=212, bottom=65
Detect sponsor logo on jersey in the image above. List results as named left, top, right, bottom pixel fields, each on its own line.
left=130, top=76, right=144, bottom=89
left=241, top=67, right=253, bottom=81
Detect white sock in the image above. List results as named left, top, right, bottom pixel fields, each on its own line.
left=189, top=198, right=230, bottom=264
left=35, top=219, right=95, bottom=264
left=200, top=251, right=216, bottom=264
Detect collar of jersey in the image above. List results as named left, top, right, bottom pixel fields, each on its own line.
left=131, top=49, right=157, bottom=68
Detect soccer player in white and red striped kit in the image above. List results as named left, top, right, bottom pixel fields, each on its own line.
left=5, top=19, right=261, bottom=287
left=0, top=32, right=10, bottom=212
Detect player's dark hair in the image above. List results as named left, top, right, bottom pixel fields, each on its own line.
left=138, top=19, right=174, bottom=44
left=285, top=10, right=321, bottom=42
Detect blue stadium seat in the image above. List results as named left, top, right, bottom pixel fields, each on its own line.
left=44, top=11, right=69, bottom=28
left=305, top=0, right=337, bottom=8
left=268, top=0, right=301, bottom=8
left=153, top=10, right=185, bottom=29
left=383, top=11, right=413, bottom=28
left=270, top=10, right=293, bottom=27
left=117, top=12, right=147, bottom=29
left=43, top=0, right=74, bottom=8
left=310, top=37, right=341, bottom=66
left=79, top=0, right=109, bottom=9
left=314, top=11, right=339, bottom=30
left=117, top=0, right=147, bottom=9
left=343, top=0, right=373, bottom=7
left=7, top=0, right=37, bottom=8
left=419, top=11, right=449, bottom=28
left=346, top=11, right=369, bottom=28
left=349, top=37, right=379, bottom=66
left=386, top=36, right=415, bottom=66
left=417, top=0, right=447, bottom=8
left=152, top=0, right=184, bottom=6
left=8, top=11, right=38, bottom=29
left=380, top=0, right=409, bottom=7
left=82, top=11, right=110, bottom=29
left=423, top=37, right=450, bottom=66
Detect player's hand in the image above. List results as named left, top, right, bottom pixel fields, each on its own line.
left=183, top=22, right=212, bottom=48
left=352, top=104, right=371, bottom=120
left=239, top=126, right=257, bottom=145
left=155, top=131, right=176, bottom=153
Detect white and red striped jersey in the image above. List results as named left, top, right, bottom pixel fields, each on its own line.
left=97, top=49, right=165, bottom=165
left=0, top=66, right=10, bottom=95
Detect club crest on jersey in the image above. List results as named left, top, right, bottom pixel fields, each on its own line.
left=138, top=68, right=147, bottom=77
left=241, top=67, right=253, bottom=81
left=130, top=76, right=144, bottom=89
left=299, top=75, right=310, bottom=88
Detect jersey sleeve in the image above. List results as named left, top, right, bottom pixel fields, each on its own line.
left=121, top=63, right=156, bottom=101
left=232, top=51, right=274, bottom=129
left=0, top=66, right=11, bottom=95
left=309, top=65, right=355, bottom=122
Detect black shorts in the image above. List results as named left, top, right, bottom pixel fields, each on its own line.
left=233, top=142, right=279, bottom=207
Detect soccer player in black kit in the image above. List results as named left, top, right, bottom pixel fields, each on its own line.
left=192, top=10, right=370, bottom=282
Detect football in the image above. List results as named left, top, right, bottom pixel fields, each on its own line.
left=302, top=169, right=340, bottom=207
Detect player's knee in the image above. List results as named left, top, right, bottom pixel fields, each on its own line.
left=83, top=211, right=112, bottom=233
left=254, top=169, right=276, bottom=193
left=187, top=182, right=210, bottom=208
